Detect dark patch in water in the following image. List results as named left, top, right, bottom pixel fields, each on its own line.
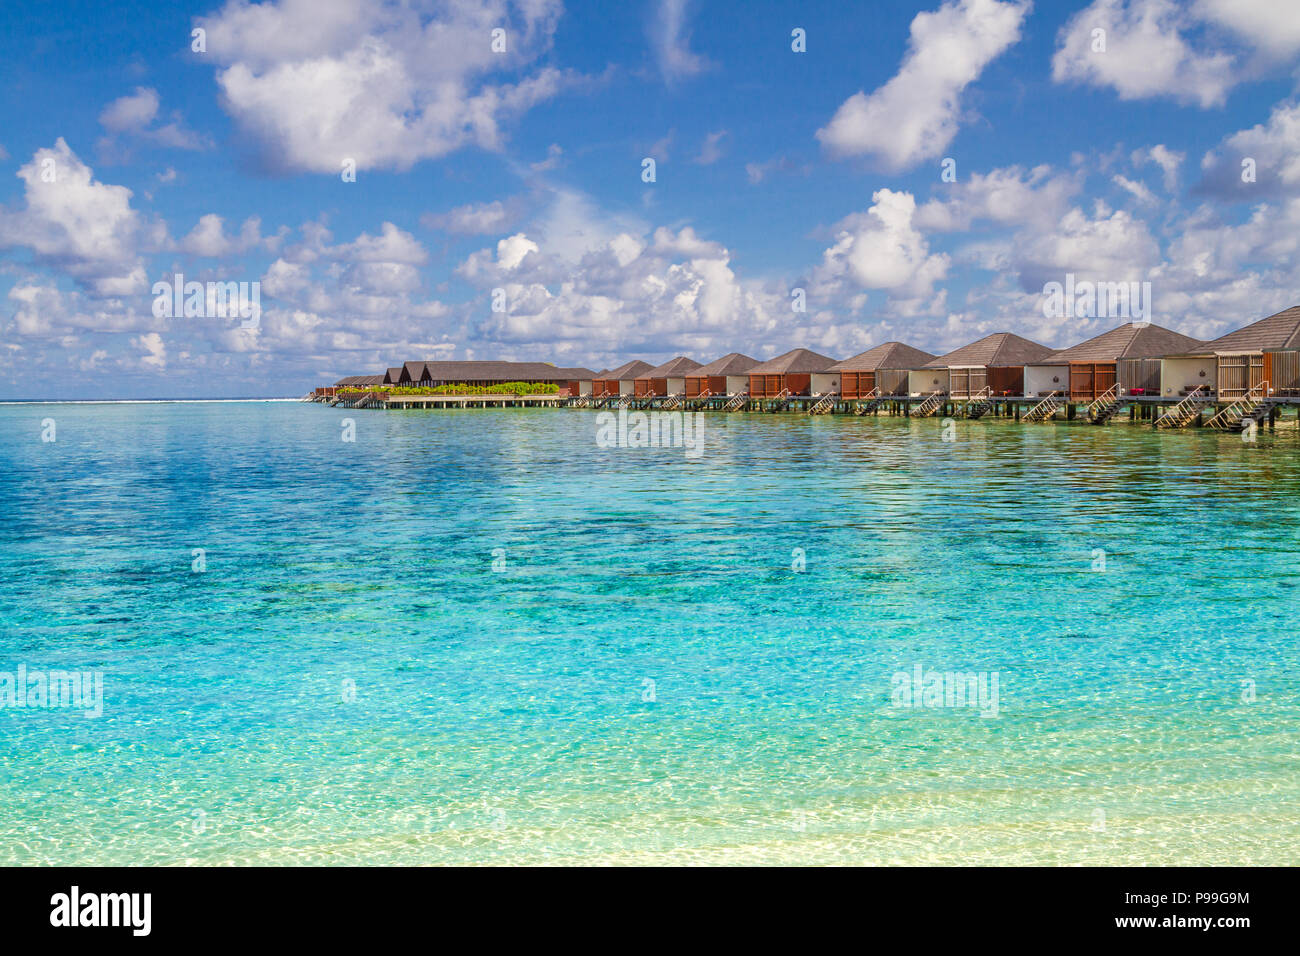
left=1056, top=632, right=1101, bottom=640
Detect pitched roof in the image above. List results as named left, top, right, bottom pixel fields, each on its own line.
left=746, top=348, right=840, bottom=375
left=640, top=355, right=701, bottom=378
left=1198, top=305, right=1300, bottom=353
left=829, top=342, right=936, bottom=372
left=924, top=332, right=1052, bottom=368
left=385, top=367, right=405, bottom=382
left=601, top=359, right=654, bottom=380
left=689, top=352, right=761, bottom=376
left=395, top=360, right=585, bottom=381
left=335, top=374, right=384, bottom=386
left=1039, top=322, right=1206, bottom=363
left=552, top=366, right=598, bottom=378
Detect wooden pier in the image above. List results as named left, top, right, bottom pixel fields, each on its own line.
left=307, top=390, right=1298, bottom=430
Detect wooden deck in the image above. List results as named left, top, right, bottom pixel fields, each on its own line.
left=307, top=390, right=1300, bottom=429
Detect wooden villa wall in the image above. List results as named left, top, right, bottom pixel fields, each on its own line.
left=1265, top=351, right=1300, bottom=395
left=1068, top=361, right=1117, bottom=401
left=1117, top=358, right=1160, bottom=395
left=987, top=366, right=1023, bottom=396
left=1217, top=353, right=1264, bottom=399
left=840, top=370, right=875, bottom=399
left=749, top=373, right=813, bottom=397
left=877, top=369, right=909, bottom=395
left=949, top=368, right=987, bottom=398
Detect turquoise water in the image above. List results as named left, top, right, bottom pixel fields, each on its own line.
left=1, top=401, right=1297, bottom=865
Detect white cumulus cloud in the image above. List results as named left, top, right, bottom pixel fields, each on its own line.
left=816, top=0, right=1030, bottom=170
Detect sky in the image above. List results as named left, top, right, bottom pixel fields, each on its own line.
left=2, top=0, right=1300, bottom=398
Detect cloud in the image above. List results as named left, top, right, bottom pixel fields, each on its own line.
left=132, top=331, right=167, bottom=369
left=649, top=0, right=712, bottom=84
left=180, top=214, right=266, bottom=257
left=745, top=156, right=810, bottom=184
left=197, top=0, right=574, bottom=173
left=98, top=87, right=207, bottom=153
left=0, top=139, right=147, bottom=296
left=1011, top=201, right=1163, bottom=292
left=1197, top=99, right=1300, bottom=199
left=694, top=130, right=728, bottom=165
left=1193, top=0, right=1300, bottom=60
left=1052, top=0, right=1236, bottom=107
left=816, top=0, right=1030, bottom=170
left=814, top=189, right=951, bottom=316
left=422, top=198, right=522, bottom=235
left=7, top=280, right=158, bottom=337
left=529, top=143, right=563, bottom=172
left=915, top=164, right=1080, bottom=231
left=1132, top=144, right=1184, bottom=191
left=99, top=87, right=159, bottom=132
left=1112, top=174, right=1158, bottom=205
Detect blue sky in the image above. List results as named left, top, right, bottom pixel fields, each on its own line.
left=2, top=0, right=1299, bottom=398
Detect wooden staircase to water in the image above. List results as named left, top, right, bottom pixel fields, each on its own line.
left=1154, top=386, right=1212, bottom=428
left=960, top=387, right=994, bottom=419
left=910, top=391, right=945, bottom=418
left=854, top=388, right=886, bottom=415
left=808, top=393, right=838, bottom=415
left=1205, top=382, right=1277, bottom=430
left=1086, top=384, right=1124, bottom=424
left=1023, top=390, right=1064, bottom=423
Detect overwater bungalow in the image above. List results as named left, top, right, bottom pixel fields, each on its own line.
left=1161, top=305, right=1300, bottom=399
left=684, top=352, right=760, bottom=397
left=747, top=348, right=840, bottom=398
left=554, top=366, right=598, bottom=396
left=824, top=342, right=936, bottom=398
left=593, top=360, right=654, bottom=397
left=371, top=361, right=582, bottom=391
left=635, top=356, right=701, bottom=397
left=336, top=374, right=385, bottom=388
left=916, top=332, right=1052, bottom=398
left=1026, top=323, right=1205, bottom=400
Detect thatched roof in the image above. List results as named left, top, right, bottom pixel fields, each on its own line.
left=690, top=352, right=761, bottom=376
left=396, top=360, right=579, bottom=381
left=924, top=332, right=1052, bottom=368
left=829, top=342, right=935, bottom=372
left=601, top=359, right=655, bottom=380
left=1197, top=305, right=1300, bottom=353
left=1040, top=323, right=1206, bottom=363
left=335, top=374, right=385, bottom=386
left=640, top=356, right=702, bottom=378
left=747, top=348, right=839, bottom=375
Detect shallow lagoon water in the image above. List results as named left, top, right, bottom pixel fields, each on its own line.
left=1, top=402, right=1297, bottom=864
